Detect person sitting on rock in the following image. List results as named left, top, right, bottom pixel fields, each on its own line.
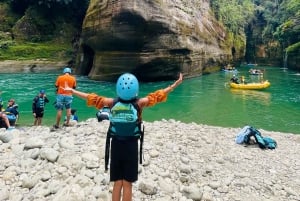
left=5, top=98, right=19, bottom=125
left=0, top=97, right=14, bottom=130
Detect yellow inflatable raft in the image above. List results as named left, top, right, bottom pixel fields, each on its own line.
left=230, top=80, right=271, bottom=90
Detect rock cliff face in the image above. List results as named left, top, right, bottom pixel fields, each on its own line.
left=287, top=51, right=300, bottom=69
left=76, top=0, right=244, bottom=81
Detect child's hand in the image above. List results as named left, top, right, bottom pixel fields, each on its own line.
left=61, top=82, right=73, bottom=92
left=61, top=87, right=73, bottom=92
left=165, top=73, right=183, bottom=93
left=177, top=73, right=183, bottom=84
left=173, top=73, right=183, bottom=87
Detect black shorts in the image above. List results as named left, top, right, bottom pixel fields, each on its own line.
left=110, top=137, right=138, bottom=182
left=35, top=109, right=44, bottom=118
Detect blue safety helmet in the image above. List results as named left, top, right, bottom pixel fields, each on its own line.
left=63, top=67, right=72, bottom=74
left=116, top=73, right=139, bottom=101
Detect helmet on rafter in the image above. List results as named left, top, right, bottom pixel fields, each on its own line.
left=116, top=73, right=139, bottom=101
left=63, top=67, right=72, bottom=74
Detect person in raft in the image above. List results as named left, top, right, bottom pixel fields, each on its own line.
left=62, top=72, right=183, bottom=201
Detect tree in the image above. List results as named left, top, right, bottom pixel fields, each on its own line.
left=273, top=0, right=300, bottom=48
left=9, top=0, right=89, bottom=28
left=210, top=0, right=255, bottom=33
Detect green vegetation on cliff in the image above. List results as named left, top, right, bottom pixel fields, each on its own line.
left=246, top=0, right=300, bottom=66
left=0, top=0, right=299, bottom=69
left=0, top=41, right=72, bottom=61
left=0, top=0, right=88, bottom=62
left=210, top=0, right=255, bottom=34
left=286, top=42, right=300, bottom=53
left=210, top=0, right=299, bottom=68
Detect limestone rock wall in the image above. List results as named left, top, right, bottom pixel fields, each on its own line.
left=76, top=0, right=244, bottom=81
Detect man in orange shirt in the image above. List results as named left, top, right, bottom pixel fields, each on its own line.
left=53, top=67, right=77, bottom=129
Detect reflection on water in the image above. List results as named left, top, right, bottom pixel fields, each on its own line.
left=230, top=89, right=271, bottom=106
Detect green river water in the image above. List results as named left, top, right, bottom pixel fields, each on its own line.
left=0, top=66, right=299, bottom=134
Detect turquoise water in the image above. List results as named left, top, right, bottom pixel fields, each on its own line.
left=0, top=66, right=299, bottom=134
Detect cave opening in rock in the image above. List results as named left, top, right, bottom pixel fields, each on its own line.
left=80, top=44, right=95, bottom=76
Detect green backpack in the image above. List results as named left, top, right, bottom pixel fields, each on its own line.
left=104, top=98, right=144, bottom=171
left=108, top=99, right=141, bottom=137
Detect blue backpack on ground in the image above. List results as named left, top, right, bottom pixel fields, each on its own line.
left=235, top=125, right=251, bottom=144
left=262, top=137, right=277, bottom=149
left=236, top=125, right=277, bottom=149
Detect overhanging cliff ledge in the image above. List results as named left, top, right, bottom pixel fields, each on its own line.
left=75, top=0, right=245, bottom=81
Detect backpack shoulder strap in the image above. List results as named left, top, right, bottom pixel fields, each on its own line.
left=132, top=98, right=141, bottom=122
left=253, top=133, right=266, bottom=149
left=250, top=127, right=266, bottom=149
left=112, top=97, right=119, bottom=106
left=104, top=129, right=111, bottom=171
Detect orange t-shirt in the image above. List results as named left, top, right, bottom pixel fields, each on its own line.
left=55, top=74, right=77, bottom=95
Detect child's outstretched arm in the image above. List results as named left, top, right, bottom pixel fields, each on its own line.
left=163, top=73, right=183, bottom=94
left=63, top=86, right=113, bottom=109
left=62, top=86, right=89, bottom=100
left=138, top=73, right=183, bottom=108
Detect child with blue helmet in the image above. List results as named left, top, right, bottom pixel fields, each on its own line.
left=32, top=90, right=49, bottom=126
left=62, top=72, right=183, bottom=201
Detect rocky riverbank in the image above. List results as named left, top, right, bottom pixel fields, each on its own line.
left=0, top=60, right=66, bottom=73
left=0, top=119, right=299, bottom=201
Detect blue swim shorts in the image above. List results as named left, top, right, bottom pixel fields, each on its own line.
left=55, top=94, right=73, bottom=110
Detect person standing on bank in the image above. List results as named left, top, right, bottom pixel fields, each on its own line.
left=62, top=72, right=183, bottom=201
left=53, top=67, right=77, bottom=129
left=32, top=89, right=49, bottom=126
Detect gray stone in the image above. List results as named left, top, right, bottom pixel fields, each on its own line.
left=138, top=180, right=158, bottom=195
left=24, top=137, right=44, bottom=149
left=0, top=119, right=299, bottom=201
left=0, top=132, right=13, bottom=143
left=39, top=148, right=59, bottom=162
